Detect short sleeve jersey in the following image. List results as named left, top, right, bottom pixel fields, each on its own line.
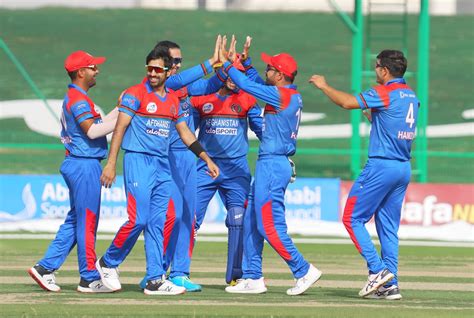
left=60, top=84, right=107, bottom=159
left=356, top=78, right=419, bottom=161
left=119, top=80, right=184, bottom=157
left=191, top=91, right=258, bottom=159
left=168, top=87, right=195, bottom=151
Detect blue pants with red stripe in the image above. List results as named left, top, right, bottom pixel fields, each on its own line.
left=102, top=152, right=171, bottom=281
left=38, top=156, right=102, bottom=281
left=195, top=156, right=251, bottom=229
left=343, top=158, right=410, bottom=286
left=242, top=155, right=309, bottom=279
left=162, top=149, right=197, bottom=278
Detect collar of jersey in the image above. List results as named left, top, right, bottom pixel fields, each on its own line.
left=385, top=78, right=406, bottom=86
left=68, top=84, right=88, bottom=96
left=283, top=84, right=297, bottom=90
left=144, top=80, right=153, bottom=93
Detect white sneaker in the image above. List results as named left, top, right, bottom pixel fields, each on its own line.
left=364, top=285, right=402, bottom=300
left=77, top=279, right=115, bottom=293
left=225, top=277, right=267, bottom=294
left=95, top=257, right=121, bottom=291
left=28, top=264, right=60, bottom=292
left=359, top=269, right=395, bottom=297
left=286, top=264, right=322, bottom=296
left=144, top=279, right=186, bottom=295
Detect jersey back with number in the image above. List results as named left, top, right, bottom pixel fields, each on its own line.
left=259, top=86, right=303, bottom=157
left=356, top=78, right=419, bottom=161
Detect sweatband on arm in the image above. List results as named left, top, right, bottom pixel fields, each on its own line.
left=188, top=140, right=205, bottom=157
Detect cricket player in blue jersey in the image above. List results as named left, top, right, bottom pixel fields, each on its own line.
left=190, top=57, right=263, bottom=285
left=29, top=50, right=118, bottom=293
left=96, top=48, right=219, bottom=296
left=137, top=38, right=227, bottom=292
left=309, top=50, right=418, bottom=300
left=220, top=37, right=322, bottom=295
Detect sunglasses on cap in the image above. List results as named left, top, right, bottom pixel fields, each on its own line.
left=145, top=65, right=169, bottom=73
left=172, top=57, right=183, bottom=65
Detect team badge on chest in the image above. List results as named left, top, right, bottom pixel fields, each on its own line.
left=230, top=104, right=242, bottom=113
left=146, top=102, right=158, bottom=113
left=203, top=103, right=214, bottom=114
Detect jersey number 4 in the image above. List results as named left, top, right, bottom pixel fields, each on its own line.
left=405, top=103, right=415, bottom=128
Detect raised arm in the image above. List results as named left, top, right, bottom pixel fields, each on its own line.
left=165, top=35, right=222, bottom=91
left=186, top=68, right=227, bottom=96
left=308, top=75, right=359, bottom=110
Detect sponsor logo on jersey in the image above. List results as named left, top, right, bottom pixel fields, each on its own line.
left=146, top=102, right=158, bottom=113
left=203, top=103, right=214, bottom=114
left=400, top=91, right=416, bottom=98
left=146, top=128, right=169, bottom=137
left=205, top=127, right=238, bottom=135
left=230, top=103, right=242, bottom=113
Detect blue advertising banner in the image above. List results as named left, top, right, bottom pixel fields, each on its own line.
left=0, top=175, right=128, bottom=222
left=0, top=175, right=340, bottom=224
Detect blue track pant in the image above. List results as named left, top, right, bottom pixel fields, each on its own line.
left=162, top=150, right=197, bottom=278
left=103, top=152, right=171, bottom=281
left=242, top=155, right=309, bottom=280
left=343, top=158, right=410, bottom=286
left=39, top=156, right=102, bottom=281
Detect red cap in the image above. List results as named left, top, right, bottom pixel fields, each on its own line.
left=260, top=52, right=297, bottom=78
left=232, top=53, right=245, bottom=71
left=64, top=50, right=106, bottom=72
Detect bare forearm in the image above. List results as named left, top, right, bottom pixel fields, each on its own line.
left=106, top=125, right=126, bottom=166
left=320, top=85, right=358, bottom=109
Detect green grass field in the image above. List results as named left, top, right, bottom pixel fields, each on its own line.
left=0, top=237, right=473, bottom=317
left=0, top=8, right=473, bottom=182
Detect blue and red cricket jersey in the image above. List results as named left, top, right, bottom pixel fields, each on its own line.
left=191, top=91, right=262, bottom=158
left=60, top=83, right=107, bottom=158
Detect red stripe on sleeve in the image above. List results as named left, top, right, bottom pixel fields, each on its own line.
left=359, top=93, right=369, bottom=109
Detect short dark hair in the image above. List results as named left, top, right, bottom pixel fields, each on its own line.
left=154, top=40, right=180, bottom=51
left=284, top=70, right=298, bottom=83
left=67, top=70, right=78, bottom=81
left=376, top=50, right=407, bottom=78
left=145, top=48, right=173, bottom=70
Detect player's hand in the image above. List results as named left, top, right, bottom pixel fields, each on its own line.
left=205, top=159, right=220, bottom=179
left=218, top=35, right=229, bottom=63
left=101, top=163, right=116, bottom=188
left=242, top=36, right=252, bottom=61
left=227, top=34, right=237, bottom=62
left=209, top=34, right=222, bottom=66
left=308, top=75, right=328, bottom=90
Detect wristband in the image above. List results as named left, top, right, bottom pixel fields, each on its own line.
left=188, top=140, right=205, bottom=157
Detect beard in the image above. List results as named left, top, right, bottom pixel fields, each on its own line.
left=148, top=75, right=166, bottom=88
